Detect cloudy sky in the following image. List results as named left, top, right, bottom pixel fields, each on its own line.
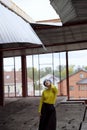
left=12, top=0, right=59, bottom=21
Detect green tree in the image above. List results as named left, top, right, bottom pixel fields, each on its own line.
left=27, top=67, right=39, bottom=81
left=82, top=66, right=87, bottom=71
left=69, top=65, right=75, bottom=75
left=55, top=65, right=75, bottom=79
left=40, top=67, right=53, bottom=78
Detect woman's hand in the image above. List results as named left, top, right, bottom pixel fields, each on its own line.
left=39, top=112, right=41, bottom=117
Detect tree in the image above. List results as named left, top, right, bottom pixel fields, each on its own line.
left=27, top=67, right=39, bottom=81
left=82, top=66, right=87, bottom=71
left=55, top=65, right=76, bottom=79
left=40, top=67, right=53, bottom=78
left=68, top=65, right=75, bottom=75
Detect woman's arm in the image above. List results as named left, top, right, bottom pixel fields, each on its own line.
left=51, top=84, right=58, bottom=95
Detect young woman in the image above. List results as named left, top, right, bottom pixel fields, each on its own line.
left=38, top=79, right=58, bottom=130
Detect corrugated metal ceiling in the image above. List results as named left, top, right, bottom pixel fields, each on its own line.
left=32, top=24, right=87, bottom=45
left=50, top=0, right=87, bottom=25
left=0, top=2, right=42, bottom=45
left=30, top=23, right=87, bottom=53
left=1, top=0, right=87, bottom=57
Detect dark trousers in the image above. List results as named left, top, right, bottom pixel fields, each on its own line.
left=38, top=103, right=56, bottom=130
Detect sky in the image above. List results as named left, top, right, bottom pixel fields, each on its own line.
left=12, top=0, right=59, bottom=21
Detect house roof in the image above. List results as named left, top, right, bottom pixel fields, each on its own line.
left=77, top=78, right=87, bottom=85
left=58, top=70, right=87, bottom=82
left=4, top=71, right=32, bottom=84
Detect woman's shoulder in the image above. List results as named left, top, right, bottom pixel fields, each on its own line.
left=42, top=88, right=47, bottom=93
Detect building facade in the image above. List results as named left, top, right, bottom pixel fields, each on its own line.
left=58, top=70, right=87, bottom=99
left=4, top=71, right=33, bottom=97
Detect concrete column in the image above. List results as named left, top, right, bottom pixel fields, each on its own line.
left=21, top=55, right=27, bottom=97
left=0, top=51, right=4, bottom=106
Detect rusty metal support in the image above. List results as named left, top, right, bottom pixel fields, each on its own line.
left=21, top=55, right=27, bottom=97
left=0, top=51, right=4, bottom=106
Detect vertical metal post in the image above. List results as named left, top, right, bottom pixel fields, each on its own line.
left=14, top=57, right=16, bottom=97
left=21, top=55, right=27, bottom=97
left=52, top=53, right=54, bottom=84
left=59, top=52, right=62, bottom=95
left=8, top=85, right=9, bottom=97
left=38, top=54, right=41, bottom=96
left=66, top=51, right=69, bottom=100
left=32, top=55, right=35, bottom=96
left=0, top=51, right=4, bottom=106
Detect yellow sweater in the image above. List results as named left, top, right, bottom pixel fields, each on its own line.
left=38, top=84, right=58, bottom=113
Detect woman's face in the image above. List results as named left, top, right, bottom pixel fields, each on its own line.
left=44, top=80, right=51, bottom=88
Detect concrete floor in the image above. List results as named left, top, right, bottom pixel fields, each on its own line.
left=0, top=97, right=87, bottom=130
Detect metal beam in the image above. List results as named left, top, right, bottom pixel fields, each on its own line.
left=21, top=55, right=27, bottom=97
left=0, top=51, right=4, bottom=106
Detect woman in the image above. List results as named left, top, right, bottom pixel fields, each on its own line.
left=38, top=79, right=58, bottom=130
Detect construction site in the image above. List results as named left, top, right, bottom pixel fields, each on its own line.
left=0, top=97, right=87, bottom=130
left=0, top=0, right=87, bottom=130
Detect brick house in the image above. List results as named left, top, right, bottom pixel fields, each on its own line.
left=4, top=71, right=33, bottom=97
left=58, top=70, right=87, bottom=99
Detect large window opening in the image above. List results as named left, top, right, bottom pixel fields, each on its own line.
left=4, top=57, right=22, bottom=97
left=68, top=50, right=87, bottom=100
left=3, top=49, right=87, bottom=100
left=26, top=52, right=66, bottom=96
